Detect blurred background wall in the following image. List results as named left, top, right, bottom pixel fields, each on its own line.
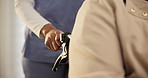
left=0, top=0, right=25, bottom=78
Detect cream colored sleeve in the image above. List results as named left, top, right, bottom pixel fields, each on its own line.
left=69, top=0, right=125, bottom=78
left=15, top=0, right=51, bottom=38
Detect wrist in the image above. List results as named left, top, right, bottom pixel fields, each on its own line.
left=41, top=24, right=56, bottom=38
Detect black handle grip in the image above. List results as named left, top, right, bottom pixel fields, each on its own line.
left=52, top=32, right=71, bottom=72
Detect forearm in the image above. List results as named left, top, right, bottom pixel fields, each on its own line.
left=15, top=0, right=50, bottom=38
left=15, top=0, right=63, bottom=51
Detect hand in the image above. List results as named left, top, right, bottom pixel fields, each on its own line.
left=41, top=24, right=63, bottom=51
left=44, top=29, right=63, bottom=51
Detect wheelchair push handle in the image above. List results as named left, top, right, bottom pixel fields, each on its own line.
left=52, top=32, right=71, bottom=72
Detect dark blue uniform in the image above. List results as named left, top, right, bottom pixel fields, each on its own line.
left=22, top=0, right=84, bottom=78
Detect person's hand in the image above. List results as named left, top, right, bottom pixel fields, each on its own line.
left=45, top=29, right=63, bottom=51
left=41, top=24, right=63, bottom=51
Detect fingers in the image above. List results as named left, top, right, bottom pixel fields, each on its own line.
left=51, top=33, right=60, bottom=51
left=44, top=29, right=62, bottom=51
left=45, top=37, right=55, bottom=51
left=55, top=32, right=61, bottom=46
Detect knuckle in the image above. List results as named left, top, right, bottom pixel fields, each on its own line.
left=44, top=42, right=48, bottom=45
left=45, top=41, right=49, bottom=45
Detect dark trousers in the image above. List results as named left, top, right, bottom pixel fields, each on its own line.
left=22, top=57, right=68, bottom=78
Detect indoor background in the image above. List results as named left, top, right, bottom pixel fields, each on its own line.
left=0, top=0, right=25, bottom=78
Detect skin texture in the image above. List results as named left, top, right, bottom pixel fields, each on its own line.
left=41, top=24, right=63, bottom=51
